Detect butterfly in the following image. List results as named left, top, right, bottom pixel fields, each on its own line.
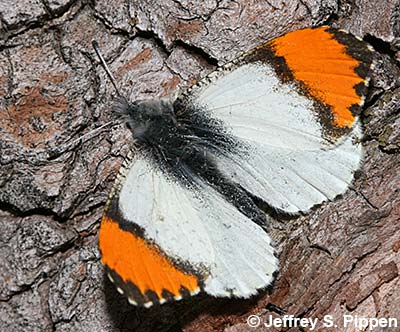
left=95, top=26, right=375, bottom=308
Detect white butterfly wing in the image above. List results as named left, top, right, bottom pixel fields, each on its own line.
left=180, top=55, right=365, bottom=214
left=101, top=150, right=277, bottom=306
left=175, top=26, right=375, bottom=214
left=192, top=63, right=327, bottom=150
left=216, top=121, right=362, bottom=213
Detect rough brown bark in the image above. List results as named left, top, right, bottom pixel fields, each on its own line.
left=0, top=1, right=399, bottom=331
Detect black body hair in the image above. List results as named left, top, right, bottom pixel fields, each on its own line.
left=117, top=96, right=268, bottom=227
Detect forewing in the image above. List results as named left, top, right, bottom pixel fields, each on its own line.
left=99, top=150, right=277, bottom=307
left=176, top=26, right=374, bottom=213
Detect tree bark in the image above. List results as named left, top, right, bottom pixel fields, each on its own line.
left=0, top=1, right=399, bottom=331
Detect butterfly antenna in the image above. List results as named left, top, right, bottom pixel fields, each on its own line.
left=47, top=120, right=119, bottom=159
left=92, top=40, right=122, bottom=98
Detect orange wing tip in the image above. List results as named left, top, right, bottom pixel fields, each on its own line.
left=99, top=215, right=201, bottom=306
left=105, top=263, right=203, bottom=307
left=270, top=26, right=374, bottom=131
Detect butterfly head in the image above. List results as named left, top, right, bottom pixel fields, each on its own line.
left=114, top=97, right=176, bottom=141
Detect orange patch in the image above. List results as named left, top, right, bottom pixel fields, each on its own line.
left=271, top=27, right=363, bottom=128
left=99, top=215, right=199, bottom=300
